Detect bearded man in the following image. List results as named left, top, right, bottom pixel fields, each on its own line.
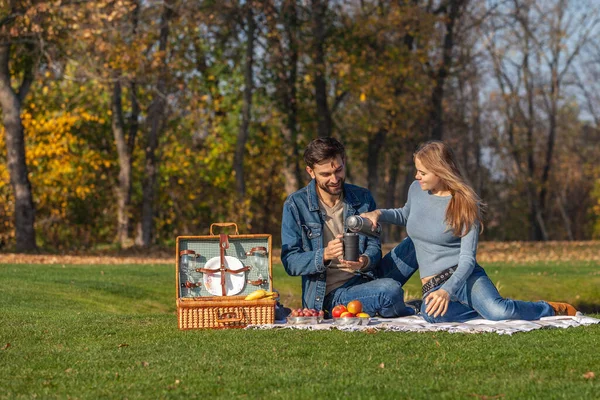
left=281, top=137, right=419, bottom=317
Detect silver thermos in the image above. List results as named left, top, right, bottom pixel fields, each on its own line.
left=346, top=215, right=381, bottom=238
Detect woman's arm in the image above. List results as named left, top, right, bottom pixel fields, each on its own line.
left=360, top=182, right=414, bottom=228
left=440, top=224, right=479, bottom=297
left=425, top=224, right=479, bottom=317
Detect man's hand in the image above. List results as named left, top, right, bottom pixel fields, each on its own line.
left=359, top=210, right=381, bottom=232
left=323, top=234, right=344, bottom=262
left=425, top=288, right=450, bottom=318
left=340, top=256, right=368, bottom=271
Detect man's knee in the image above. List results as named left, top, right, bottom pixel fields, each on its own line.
left=375, top=279, right=404, bottom=302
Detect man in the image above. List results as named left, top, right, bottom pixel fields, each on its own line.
left=281, top=137, right=419, bottom=317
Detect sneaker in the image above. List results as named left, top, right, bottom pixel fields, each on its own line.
left=546, top=301, right=577, bottom=316
left=406, top=299, right=423, bottom=315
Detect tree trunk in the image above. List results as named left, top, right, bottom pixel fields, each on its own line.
left=140, top=1, right=173, bottom=247
left=366, top=128, right=387, bottom=200
left=111, top=75, right=138, bottom=246
left=311, top=0, right=332, bottom=138
left=429, top=0, right=464, bottom=140
left=556, top=192, right=574, bottom=241
left=285, top=0, right=303, bottom=193
left=111, top=77, right=129, bottom=245
left=0, top=44, right=37, bottom=252
left=265, top=0, right=302, bottom=194
left=234, top=1, right=255, bottom=200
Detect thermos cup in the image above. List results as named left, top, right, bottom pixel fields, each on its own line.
left=343, top=232, right=360, bottom=261
left=346, top=215, right=381, bottom=238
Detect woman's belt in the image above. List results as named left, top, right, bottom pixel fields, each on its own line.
left=421, top=266, right=457, bottom=296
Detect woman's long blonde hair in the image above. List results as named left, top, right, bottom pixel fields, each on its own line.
left=414, top=140, right=484, bottom=237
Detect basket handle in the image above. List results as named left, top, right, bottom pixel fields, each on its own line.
left=210, top=222, right=239, bottom=236
left=216, top=311, right=244, bottom=324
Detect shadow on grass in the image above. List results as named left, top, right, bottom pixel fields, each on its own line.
left=574, top=302, right=600, bottom=314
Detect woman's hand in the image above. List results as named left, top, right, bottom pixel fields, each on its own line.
left=359, top=210, right=381, bottom=232
left=425, top=288, right=450, bottom=318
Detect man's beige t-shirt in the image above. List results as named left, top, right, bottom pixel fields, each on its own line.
left=319, top=196, right=354, bottom=295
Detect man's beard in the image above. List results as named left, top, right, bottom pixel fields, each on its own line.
left=317, top=178, right=344, bottom=196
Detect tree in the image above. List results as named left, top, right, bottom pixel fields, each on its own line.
left=140, top=0, right=174, bottom=247
left=261, top=0, right=303, bottom=195
left=428, top=0, right=468, bottom=141
left=0, top=1, right=54, bottom=252
left=310, top=0, right=332, bottom=137
left=111, top=1, right=141, bottom=246
left=485, top=0, right=599, bottom=240
left=233, top=0, right=256, bottom=200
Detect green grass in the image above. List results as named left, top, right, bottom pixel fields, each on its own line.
left=1, top=262, right=599, bottom=399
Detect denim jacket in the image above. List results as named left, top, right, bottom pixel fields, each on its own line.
left=281, top=180, right=382, bottom=311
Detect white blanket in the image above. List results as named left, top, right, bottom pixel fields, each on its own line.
left=247, top=314, right=600, bottom=335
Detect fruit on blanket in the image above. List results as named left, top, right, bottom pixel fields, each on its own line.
left=331, top=305, right=347, bottom=318
left=290, top=308, right=321, bottom=317
left=340, top=311, right=355, bottom=318
left=356, top=312, right=370, bottom=318
left=347, top=300, right=363, bottom=315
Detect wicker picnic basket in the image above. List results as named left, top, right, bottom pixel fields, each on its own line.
left=176, top=222, right=275, bottom=329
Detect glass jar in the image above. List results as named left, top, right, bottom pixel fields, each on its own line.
left=179, top=249, right=198, bottom=272
left=246, top=246, right=268, bottom=270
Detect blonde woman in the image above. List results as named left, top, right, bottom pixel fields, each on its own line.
left=361, top=140, right=577, bottom=323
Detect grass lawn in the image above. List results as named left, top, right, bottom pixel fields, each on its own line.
left=1, top=261, right=599, bottom=399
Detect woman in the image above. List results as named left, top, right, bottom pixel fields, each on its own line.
left=361, top=140, right=577, bottom=323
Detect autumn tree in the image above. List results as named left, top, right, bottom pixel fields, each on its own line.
left=485, top=0, right=599, bottom=240
left=0, top=1, right=63, bottom=252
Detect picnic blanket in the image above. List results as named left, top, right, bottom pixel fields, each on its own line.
left=246, top=314, right=600, bottom=335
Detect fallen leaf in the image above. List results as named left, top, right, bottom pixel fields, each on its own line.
left=583, top=371, right=595, bottom=379
left=142, top=361, right=149, bottom=367
left=2, top=343, right=10, bottom=350
left=118, top=343, right=129, bottom=348
left=379, top=363, right=385, bottom=368
left=469, top=394, right=505, bottom=399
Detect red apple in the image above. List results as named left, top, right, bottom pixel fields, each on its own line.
left=331, top=304, right=347, bottom=318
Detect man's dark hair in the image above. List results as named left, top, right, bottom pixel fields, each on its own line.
left=303, top=137, right=346, bottom=168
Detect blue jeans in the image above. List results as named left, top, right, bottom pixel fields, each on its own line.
left=421, top=265, right=555, bottom=323
left=323, top=237, right=419, bottom=318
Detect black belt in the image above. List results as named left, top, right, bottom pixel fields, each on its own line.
left=422, top=266, right=457, bottom=296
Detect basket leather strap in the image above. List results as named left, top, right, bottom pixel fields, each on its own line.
left=245, top=246, right=267, bottom=256
left=217, top=311, right=244, bottom=324
left=219, top=234, right=229, bottom=296
left=195, top=266, right=251, bottom=274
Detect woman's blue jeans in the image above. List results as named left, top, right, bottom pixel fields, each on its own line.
left=421, top=265, right=555, bottom=323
